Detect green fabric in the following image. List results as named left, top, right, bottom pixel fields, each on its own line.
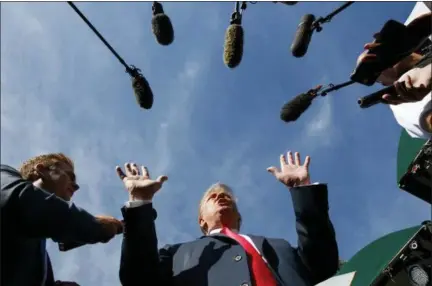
left=396, top=129, right=427, bottom=183
left=337, top=224, right=422, bottom=286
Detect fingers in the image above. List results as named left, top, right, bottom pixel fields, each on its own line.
left=294, top=152, right=301, bottom=166
left=141, top=166, right=150, bottom=178
left=280, top=154, right=287, bottom=168
left=96, top=216, right=123, bottom=241
left=406, top=75, right=413, bottom=89
left=115, top=166, right=126, bottom=181
left=382, top=82, right=407, bottom=105
left=382, top=93, right=401, bottom=105
left=360, top=53, right=377, bottom=62
left=266, top=166, right=279, bottom=176
left=303, top=155, right=311, bottom=168
left=287, top=151, right=294, bottom=165
left=364, top=42, right=381, bottom=50
left=131, top=163, right=140, bottom=176
left=156, top=175, right=168, bottom=184
left=125, top=163, right=133, bottom=176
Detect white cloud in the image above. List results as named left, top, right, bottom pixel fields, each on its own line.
left=305, top=96, right=335, bottom=144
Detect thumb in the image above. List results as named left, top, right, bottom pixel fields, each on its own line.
left=156, top=175, right=168, bottom=184
left=266, top=167, right=279, bottom=176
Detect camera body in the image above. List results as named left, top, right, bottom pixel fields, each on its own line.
left=350, top=19, right=424, bottom=86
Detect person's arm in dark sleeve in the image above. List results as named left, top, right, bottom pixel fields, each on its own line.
left=290, top=183, right=339, bottom=284
left=1, top=165, right=109, bottom=243
left=119, top=203, right=174, bottom=286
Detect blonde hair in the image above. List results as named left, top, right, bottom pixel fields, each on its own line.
left=19, top=153, right=74, bottom=181
left=198, top=182, right=242, bottom=234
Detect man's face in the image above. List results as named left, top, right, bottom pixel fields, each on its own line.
left=199, top=190, right=240, bottom=231
left=37, top=161, right=79, bottom=201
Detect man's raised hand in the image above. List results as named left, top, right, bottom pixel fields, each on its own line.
left=116, top=163, right=168, bottom=201
left=267, top=151, right=311, bottom=188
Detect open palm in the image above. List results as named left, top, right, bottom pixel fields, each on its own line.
left=267, top=151, right=311, bottom=187
left=116, top=163, right=168, bottom=201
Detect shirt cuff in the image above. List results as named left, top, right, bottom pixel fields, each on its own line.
left=293, top=182, right=320, bottom=188
left=125, top=200, right=152, bottom=208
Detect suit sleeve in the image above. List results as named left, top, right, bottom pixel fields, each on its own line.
left=119, top=203, right=174, bottom=286
left=290, top=184, right=339, bottom=284
left=0, top=165, right=108, bottom=243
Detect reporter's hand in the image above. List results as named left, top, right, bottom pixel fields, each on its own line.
left=116, top=163, right=168, bottom=201
left=95, top=215, right=123, bottom=242
left=267, top=151, right=311, bottom=188
left=356, top=40, right=423, bottom=87
left=357, top=41, right=399, bottom=86
left=383, top=65, right=432, bottom=105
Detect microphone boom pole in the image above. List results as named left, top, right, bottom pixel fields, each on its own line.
left=67, top=2, right=130, bottom=72
left=67, top=2, right=154, bottom=109
left=312, top=1, right=355, bottom=32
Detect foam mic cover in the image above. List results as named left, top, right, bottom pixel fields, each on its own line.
left=223, top=24, right=244, bottom=68
left=151, top=2, right=174, bottom=46
left=132, top=73, right=154, bottom=109
left=290, top=14, right=315, bottom=58
left=280, top=92, right=315, bottom=122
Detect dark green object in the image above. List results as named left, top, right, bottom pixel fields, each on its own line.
left=396, top=129, right=427, bottom=183
left=337, top=224, right=423, bottom=286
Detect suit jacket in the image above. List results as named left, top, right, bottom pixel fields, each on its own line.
left=0, top=164, right=109, bottom=286
left=119, top=184, right=339, bottom=286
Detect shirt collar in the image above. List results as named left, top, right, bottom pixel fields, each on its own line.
left=209, top=228, right=239, bottom=235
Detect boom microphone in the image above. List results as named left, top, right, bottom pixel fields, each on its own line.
left=290, top=14, right=315, bottom=58
left=280, top=89, right=319, bottom=122
left=280, top=81, right=355, bottom=123
left=223, top=18, right=244, bottom=68
left=151, top=2, right=174, bottom=46
left=129, top=66, right=154, bottom=109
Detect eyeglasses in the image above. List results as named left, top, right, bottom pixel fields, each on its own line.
left=48, top=165, right=79, bottom=190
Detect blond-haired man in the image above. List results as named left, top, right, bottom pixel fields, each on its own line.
left=117, top=151, right=338, bottom=286
left=1, top=153, right=123, bottom=286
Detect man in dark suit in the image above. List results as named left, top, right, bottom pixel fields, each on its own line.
left=117, top=151, right=339, bottom=286
left=1, top=153, right=123, bottom=286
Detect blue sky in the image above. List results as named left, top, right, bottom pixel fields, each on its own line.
left=1, top=1, right=430, bottom=285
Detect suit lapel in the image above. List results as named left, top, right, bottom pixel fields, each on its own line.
left=248, top=235, right=284, bottom=286
left=246, top=234, right=265, bottom=254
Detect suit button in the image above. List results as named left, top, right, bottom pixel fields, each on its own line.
left=234, top=255, right=242, bottom=261
left=240, top=283, right=249, bottom=286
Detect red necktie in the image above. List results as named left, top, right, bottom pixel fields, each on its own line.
left=221, top=227, right=277, bottom=286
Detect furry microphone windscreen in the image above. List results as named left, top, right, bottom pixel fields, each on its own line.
left=280, top=93, right=314, bottom=122
left=132, top=74, right=154, bottom=109
left=223, top=24, right=244, bottom=68
left=290, top=14, right=315, bottom=58
left=151, top=13, right=174, bottom=46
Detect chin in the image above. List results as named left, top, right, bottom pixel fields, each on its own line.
left=60, top=194, right=72, bottom=202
